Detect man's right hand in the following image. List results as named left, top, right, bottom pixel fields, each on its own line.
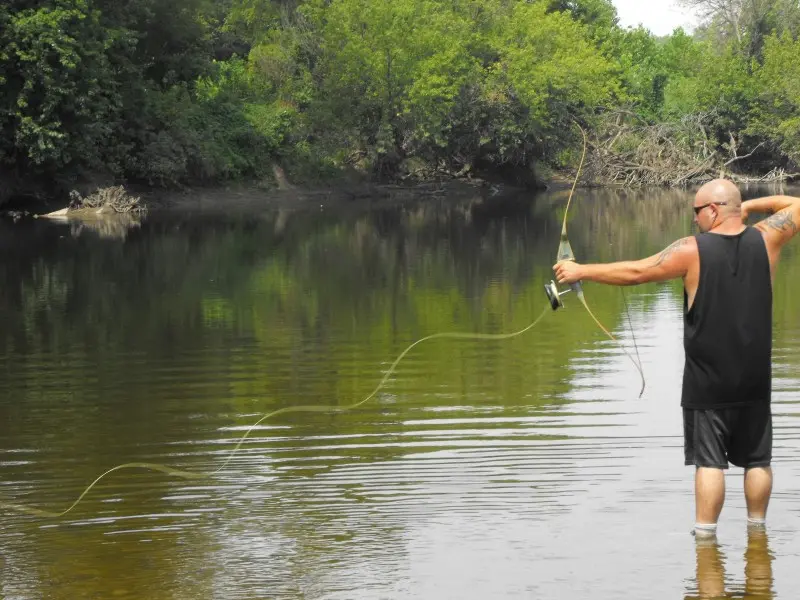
left=553, top=260, right=583, bottom=285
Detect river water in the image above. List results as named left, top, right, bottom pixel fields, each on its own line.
left=0, top=186, right=798, bottom=599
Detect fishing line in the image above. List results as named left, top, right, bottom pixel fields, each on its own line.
left=620, top=288, right=644, bottom=388
left=1, top=118, right=646, bottom=519
left=0, top=306, right=552, bottom=518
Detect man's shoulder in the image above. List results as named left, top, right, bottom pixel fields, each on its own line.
left=669, top=235, right=699, bottom=248
left=652, top=237, right=698, bottom=278
left=743, top=225, right=772, bottom=253
left=672, top=235, right=700, bottom=256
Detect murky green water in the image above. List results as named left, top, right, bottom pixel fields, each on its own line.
left=1, top=186, right=799, bottom=599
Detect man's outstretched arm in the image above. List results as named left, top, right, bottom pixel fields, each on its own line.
left=553, top=237, right=696, bottom=286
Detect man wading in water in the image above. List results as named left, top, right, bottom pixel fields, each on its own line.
left=553, top=179, right=800, bottom=538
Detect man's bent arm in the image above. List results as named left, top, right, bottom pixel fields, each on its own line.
left=749, top=196, right=800, bottom=250
left=742, top=195, right=800, bottom=216
left=571, top=237, right=695, bottom=286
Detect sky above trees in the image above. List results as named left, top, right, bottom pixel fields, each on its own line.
left=612, top=0, right=700, bottom=35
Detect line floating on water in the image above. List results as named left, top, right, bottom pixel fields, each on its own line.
left=0, top=306, right=552, bottom=518
left=3, top=119, right=647, bottom=519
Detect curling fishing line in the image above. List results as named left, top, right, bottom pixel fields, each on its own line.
left=0, top=119, right=645, bottom=520
left=0, top=308, right=552, bottom=518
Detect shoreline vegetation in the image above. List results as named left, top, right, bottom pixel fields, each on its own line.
left=4, top=0, right=800, bottom=215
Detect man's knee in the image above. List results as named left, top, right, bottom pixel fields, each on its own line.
left=696, top=466, right=727, bottom=478
left=744, top=466, right=774, bottom=483
left=745, top=465, right=773, bottom=473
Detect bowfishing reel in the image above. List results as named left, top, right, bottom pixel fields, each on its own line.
left=544, top=280, right=573, bottom=311
left=545, top=235, right=583, bottom=311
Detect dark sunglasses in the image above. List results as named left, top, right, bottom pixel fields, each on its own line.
left=693, top=201, right=728, bottom=215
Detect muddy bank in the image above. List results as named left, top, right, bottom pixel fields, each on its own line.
left=0, top=177, right=551, bottom=225
left=144, top=179, right=542, bottom=213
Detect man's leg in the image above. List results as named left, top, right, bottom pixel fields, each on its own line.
left=685, top=408, right=728, bottom=537
left=695, top=467, right=725, bottom=536
left=735, top=402, right=773, bottom=526
left=744, top=467, right=772, bottom=522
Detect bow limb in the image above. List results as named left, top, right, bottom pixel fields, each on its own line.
left=560, top=120, right=646, bottom=398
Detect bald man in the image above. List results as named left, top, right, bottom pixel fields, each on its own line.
left=554, top=179, right=800, bottom=538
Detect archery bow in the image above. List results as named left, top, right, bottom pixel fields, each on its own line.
left=549, top=122, right=646, bottom=398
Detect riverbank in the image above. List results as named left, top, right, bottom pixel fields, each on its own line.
left=0, top=173, right=577, bottom=224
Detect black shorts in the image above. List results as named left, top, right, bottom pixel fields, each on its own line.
left=683, top=404, right=772, bottom=470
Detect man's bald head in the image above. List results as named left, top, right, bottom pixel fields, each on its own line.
left=695, top=179, right=742, bottom=211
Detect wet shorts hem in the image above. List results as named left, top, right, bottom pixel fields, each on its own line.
left=685, top=460, right=729, bottom=470
left=739, top=460, right=772, bottom=469
left=684, top=458, right=771, bottom=469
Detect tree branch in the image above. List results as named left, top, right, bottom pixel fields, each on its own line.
left=723, top=142, right=765, bottom=166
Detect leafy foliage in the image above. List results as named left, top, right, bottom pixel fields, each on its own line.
left=4, top=0, right=800, bottom=197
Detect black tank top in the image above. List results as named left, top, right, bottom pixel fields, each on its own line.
left=681, top=227, right=772, bottom=409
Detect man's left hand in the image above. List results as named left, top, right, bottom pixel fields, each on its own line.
left=553, top=260, right=583, bottom=285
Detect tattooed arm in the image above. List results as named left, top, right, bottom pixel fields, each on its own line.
left=554, top=237, right=697, bottom=286
left=741, top=195, right=799, bottom=220
left=752, top=198, right=800, bottom=251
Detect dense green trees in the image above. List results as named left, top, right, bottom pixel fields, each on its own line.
left=3, top=0, right=800, bottom=200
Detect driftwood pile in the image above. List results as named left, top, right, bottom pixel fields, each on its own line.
left=68, top=186, right=147, bottom=214
left=583, top=111, right=799, bottom=187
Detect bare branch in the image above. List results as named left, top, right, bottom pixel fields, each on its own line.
left=724, top=142, right=765, bottom=166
